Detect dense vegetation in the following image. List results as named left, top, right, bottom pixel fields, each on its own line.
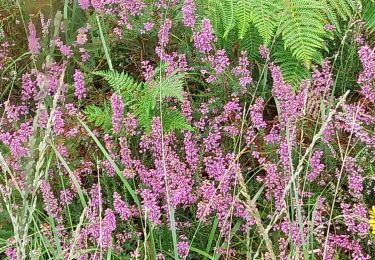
left=1, top=0, right=375, bottom=259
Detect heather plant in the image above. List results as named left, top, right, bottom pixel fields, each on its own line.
left=0, top=0, right=375, bottom=259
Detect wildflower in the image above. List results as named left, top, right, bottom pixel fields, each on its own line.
left=28, top=21, right=40, bottom=55
left=78, top=0, right=90, bottom=9
left=110, top=93, right=124, bottom=133
left=158, top=19, right=172, bottom=48
left=194, top=18, right=215, bottom=53
left=141, top=60, right=154, bottom=81
left=73, top=69, right=86, bottom=99
left=182, top=0, right=197, bottom=29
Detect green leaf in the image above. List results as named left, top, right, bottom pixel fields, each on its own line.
left=250, top=0, right=281, bottom=45
left=162, top=109, right=194, bottom=133
left=279, top=0, right=326, bottom=66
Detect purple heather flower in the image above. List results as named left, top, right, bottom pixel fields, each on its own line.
left=73, top=69, right=86, bottom=99
left=177, top=236, right=190, bottom=259
left=40, top=180, right=63, bottom=224
left=78, top=0, right=90, bottom=9
left=140, top=189, right=162, bottom=225
left=113, top=192, right=132, bottom=221
left=194, top=18, right=215, bottom=53
left=158, top=19, right=172, bottom=48
left=141, top=60, right=155, bottom=81
left=110, top=93, right=124, bottom=133
left=358, top=46, right=375, bottom=101
left=306, top=150, right=325, bottom=182
left=233, top=51, right=252, bottom=87
left=259, top=44, right=270, bottom=60
left=250, top=97, right=266, bottom=129
left=182, top=0, right=197, bottom=29
left=53, top=107, right=65, bottom=135
left=28, top=21, right=40, bottom=55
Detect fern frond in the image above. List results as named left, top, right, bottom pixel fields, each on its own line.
left=84, top=102, right=112, bottom=132
left=363, top=1, right=375, bottom=34
left=250, top=0, right=281, bottom=46
left=149, top=70, right=185, bottom=102
left=162, top=110, right=194, bottom=133
left=92, top=70, right=142, bottom=92
left=272, top=42, right=311, bottom=86
left=279, top=0, right=326, bottom=66
left=240, top=25, right=263, bottom=60
left=236, top=0, right=252, bottom=39
left=211, top=0, right=236, bottom=38
left=322, top=0, right=358, bottom=32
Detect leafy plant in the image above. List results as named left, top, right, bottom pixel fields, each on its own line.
left=87, top=68, right=193, bottom=133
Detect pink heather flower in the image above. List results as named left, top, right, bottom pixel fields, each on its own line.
left=358, top=46, right=375, bottom=101
left=28, top=21, right=40, bottom=55
left=259, top=44, right=270, bottom=60
left=113, top=192, right=132, bottom=221
left=78, top=0, right=90, bottom=9
left=184, top=132, right=199, bottom=172
left=60, top=189, right=75, bottom=205
left=344, top=157, right=364, bottom=198
left=141, top=60, right=155, bottom=81
left=250, top=97, right=266, bottom=129
left=140, top=22, right=154, bottom=34
left=21, top=72, right=37, bottom=101
left=5, top=248, right=17, bottom=260
left=40, top=180, right=63, bottom=224
left=233, top=51, right=252, bottom=87
left=177, top=236, right=190, bottom=259
left=124, top=112, right=138, bottom=136
left=98, top=209, right=116, bottom=249
left=110, top=93, right=124, bottom=133
left=158, top=19, right=172, bottom=48
left=79, top=47, right=90, bottom=63
left=54, top=38, right=73, bottom=58
left=269, top=63, right=306, bottom=124
left=306, top=150, right=324, bottom=182
left=73, top=69, right=86, bottom=99
left=182, top=92, right=193, bottom=123
left=140, top=189, right=162, bottom=225
left=182, top=0, right=197, bottom=28
left=313, top=59, right=333, bottom=97
left=76, top=26, right=89, bottom=45
left=53, top=107, right=65, bottom=135
left=194, top=18, right=215, bottom=53
left=207, top=49, right=230, bottom=75
left=341, top=203, right=370, bottom=237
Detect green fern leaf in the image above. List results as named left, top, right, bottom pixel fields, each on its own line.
left=162, top=109, right=194, bottom=133
left=212, top=0, right=236, bottom=38
left=250, top=0, right=281, bottom=46
left=363, top=1, right=375, bottom=34
left=236, top=0, right=252, bottom=39
left=240, top=25, right=263, bottom=60
left=84, top=102, right=112, bottom=132
left=92, top=70, right=142, bottom=92
left=279, top=0, right=326, bottom=66
left=272, top=42, right=311, bottom=86
left=149, top=70, right=184, bottom=102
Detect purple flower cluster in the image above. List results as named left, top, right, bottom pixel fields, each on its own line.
left=232, top=51, right=252, bottom=87
left=194, top=18, right=215, bottom=53
left=358, top=46, right=375, bottom=101
left=110, top=93, right=124, bottom=133
left=182, top=0, right=197, bottom=29
left=73, top=69, right=86, bottom=99
left=28, top=21, right=40, bottom=55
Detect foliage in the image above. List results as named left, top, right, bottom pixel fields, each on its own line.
left=1, top=0, right=375, bottom=259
